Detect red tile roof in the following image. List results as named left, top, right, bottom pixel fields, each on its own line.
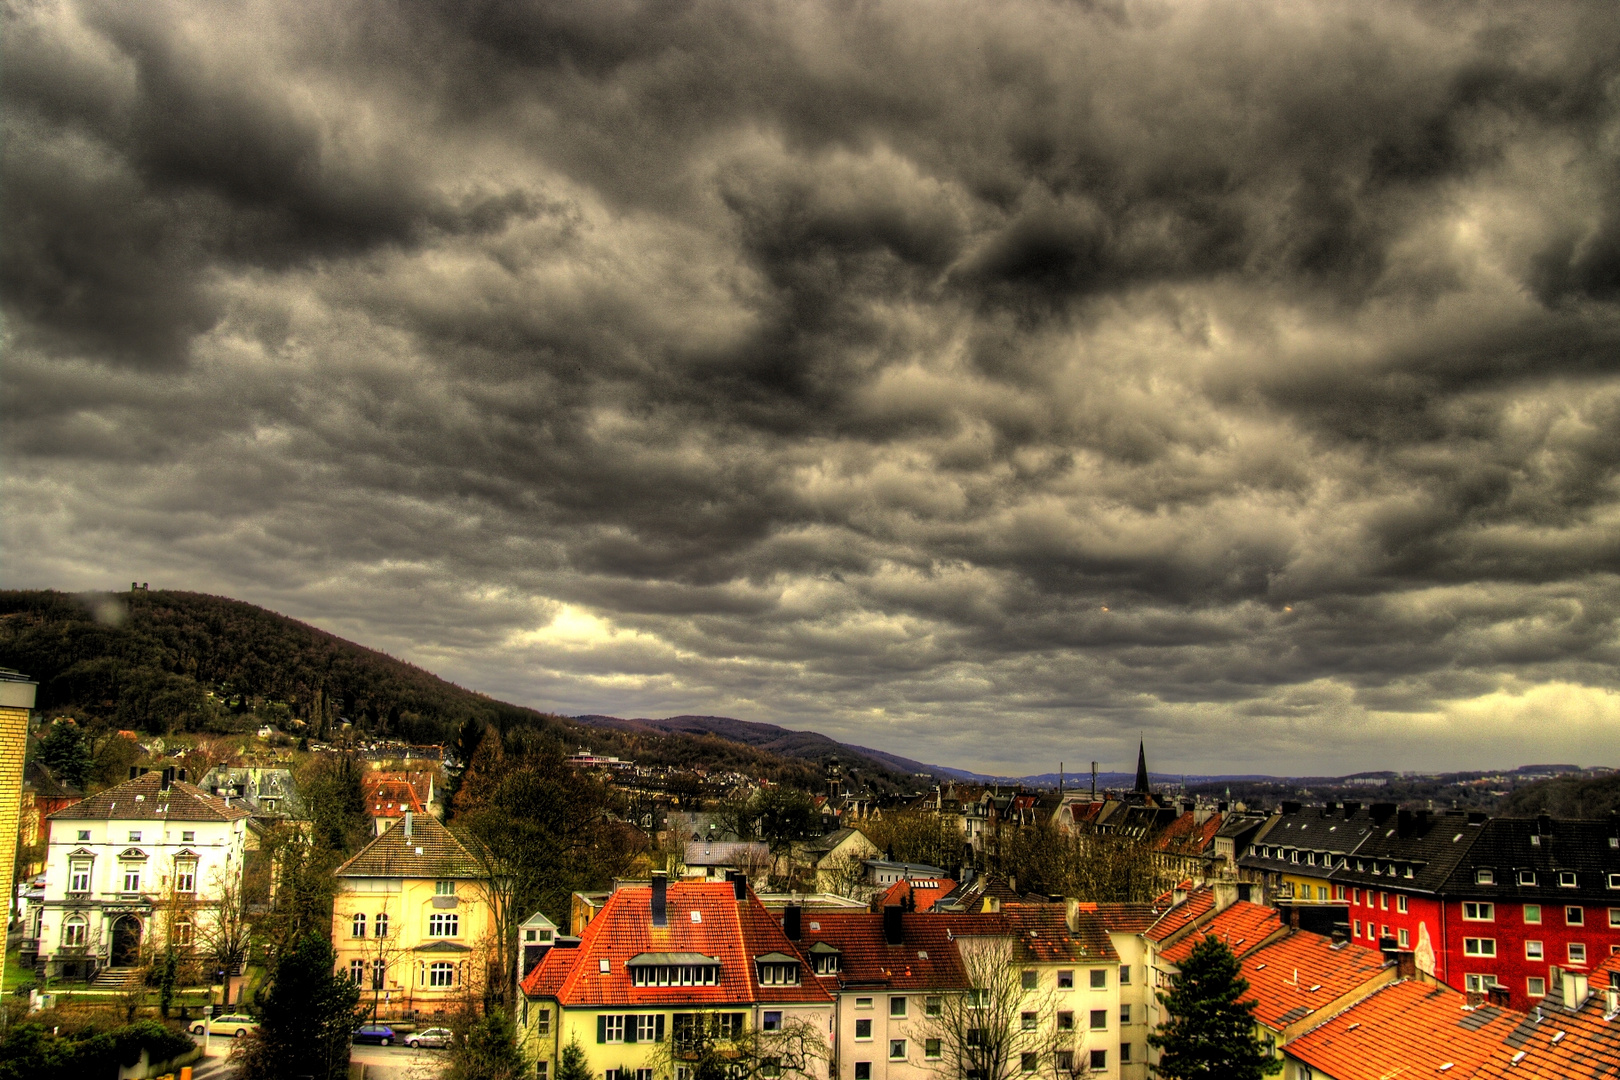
left=521, top=882, right=833, bottom=1006
left=49, top=772, right=251, bottom=823
left=1284, top=979, right=1525, bottom=1080
left=1072, top=902, right=1160, bottom=934
left=877, top=877, right=957, bottom=913
left=1237, top=930, right=1389, bottom=1031
left=796, top=912, right=972, bottom=991
left=1157, top=901, right=1283, bottom=966
left=1153, top=811, right=1223, bottom=853
left=1146, top=887, right=1216, bottom=942
left=1471, top=968, right=1620, bottom=1079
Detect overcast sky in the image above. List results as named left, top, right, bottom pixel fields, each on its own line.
left=6, top=0, right=1620, bottom=777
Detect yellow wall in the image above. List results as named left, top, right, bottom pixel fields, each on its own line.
left=0, top=689, right=36, bottom=991
left=333, top=875, right=495, bottom=1017
left=1282, top=873, right=1333, bottom=903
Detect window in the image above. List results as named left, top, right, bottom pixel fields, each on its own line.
left=604, top=1016, right=626, bottom=1043
left=122, top=865, right=141, bottom=892
left=375, top=912, right=389, bottom=938
left=967, top=989, right=988, bottom=1009
left=1569, top=943, right=1587, bottom=964
left=1381, top=925, right=1389, bottom=940
left=1398, top=929, right=1410, bottom=948
left=128, top=831, right=141, bottom=843
left=636, top=1070, right=653, bottom=1080
left=174, top=916, right=193, bottom=947
left=890, top=997, right=907, bottom=1017
left=1519, top=870, right=1537, bottom=886
left=538, top=1008, right=551, bottom=1036
left=1463, top=938, right=1496, bottom=957
left=1524, top=904, right=1541, bottom=924
left=1056, top=1011, right=1074, bottom=1031
left=1610, top=873, right=1620, bottom=889
left=1527, top=977, right=1546, bottom=997
left=69, top=861, right=91, bottom=893
left=1379, top=893, right=1388, bottom=910
left=1089, top=1010, right=1107, bottom=1031
left=429, top=913, right=460, bottom=937
left=1526, top=940, right=1544, bottom=959
left=1021, top=1012, right=1037, bottom=1031
left=1088, top=1049, right=1107, bottom=1071
left=856, top=997, right=873, bottom=1010
left=429, top=962, right=455, bottom=987
left=436, top=880, right=455, bottom=895
left=1396, top=895, right=1408, bottom=913
left=762, top=1011, right=781, bottom=1032
left=1566, top=906, right=1584, bottom=926
left=181, top=830, right=195, bottom=842
left=1352, top=888, right=1360, bottom=904
left=1121, top=1043, right=1132, bottom=1063
left=1118, top=964, right=1131, bottom=985
left=1319, top=886, right=1330, bottom=900
left=1610, top=909, right=1620, bottom=928
left=1560, top=872, right=1578, bottom=888
left=1463, top=902, right=1493, bottom=921
left=891, top=1041, right=908, bottom=1061
left=350, top=959, right=366, bottom=984
left=1022, top=970, right=1038, bottom=990
left=855, top=1019, right=872, bottom=1040
left=77, top=830, right=90, bottom=841
left=925, top=1040, right=942, bottom=1060
left=925, top=997, right=942, bottom=1017
left=1089, top=969, right=1106, bottom=990
left=62, top=916, right=87, bottom=947
left=372, top=959, right=385, bottom=990
left=1120, top=1005, right=1130, bottom=1023
left=1020, top=1053, right=1037, bottom=1073
left=176, top=860, right=196, bottom=893
left=1335, top=885, right=1346, bottom=901
left=813, top=952, right=840, bottom=975
left=716, top=1014, right=743, bottom=1040
left=1464, top=974, right=1493, bottom=993
left=1354, top=920, right=1362, bottom=937
left=629, top=963, right=720, bottom=986
left=758, top=962, right=799, bottom=986
left=1055, top=1051, right=1073, bottom=1072
left=353, top=913, right=367, bottom=938
left=854, top=1064, right=871, bottom=1080
left=1056, top=970, right=1073, bottom=989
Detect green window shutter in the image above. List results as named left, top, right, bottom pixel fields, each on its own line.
left=598, top=1015, right=607, bottom=1044
left=655, top=1015, right=666, bottom=1042
left=626, top=1017, right=638, bottom=1044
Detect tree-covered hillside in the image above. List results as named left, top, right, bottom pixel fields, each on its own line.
left=0, top=589, right=857, bottom=787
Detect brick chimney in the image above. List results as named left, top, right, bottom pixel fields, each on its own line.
left=783, top=904, right=801, bottom=942
left=1487, top=985, right=1510, bottom=1008
left=883, top=905, right=904, bottom=946
left=651, top=870, right=668, bottom=928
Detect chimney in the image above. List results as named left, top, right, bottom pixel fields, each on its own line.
left=1330, top=926, right=1347, bottom=946
left=1563, top=971, right=1589, bottom=1011
left=1181, top=800, right=1195, bottom=815
left=1211, top=881, right=1238, bottom=913
left=1343, top=802, right=1361, bottom=816
left=1281, top=801, right=1302, bottom=815
left=1487, top=985, right=1511, bottom=1008
left=1289, top=905, right=1300, bottom=929
left=404, top=811, right=413, bottom=839
left=1172, top=887, right=1188, bottom=907
left=129, top=766, right=141, bottom=780
left=1371, top=803, right=1398, bottom=825
left=730, top=870, right=747, bottom=901
left=1396, top=951, right=1417, bottom=979
left=1537, top=814, right=1553, bottom=837
left=651, top=871, right=668, bottom=928
left=883, top=905, right=904, bottom=946
left=160, top=767, right=174, bottom=791
left=783, top=904, right=801, bottom=942
left=1396, top=809, right=1413, bottom=837
left=1236, top=883, right=1253, bottom=904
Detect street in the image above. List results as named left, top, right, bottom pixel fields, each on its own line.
left=187, top=1033, right=449, bottom=1079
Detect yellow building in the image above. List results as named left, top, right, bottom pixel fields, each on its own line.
left=0, top=671, right=38, bottom=994
left=333, top=810, right=491, bottom=1019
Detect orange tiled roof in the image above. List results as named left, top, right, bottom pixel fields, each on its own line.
left=1471, top=968, right=1620, bottom=1079
left=363, top=773, right=428, bottom=816
left=1146, top=887, right=1215, bottom=942
left=1285, top=979, right=1526, bottom=1080
left=797, top=912, right=972, bottom=991
left=1157, top=901, right=1283, bottom=966
left=1153, top=811, right=1223, bottom=853
left=1072, top=902, right=1161, bottom=934
left=520, top=882, right=833, bottom=1006
left=1238, top=930, right=1389, bottom=1031
left=877, top=877, right=957, bottom=913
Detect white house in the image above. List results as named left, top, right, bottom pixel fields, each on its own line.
left=32, top=767, right=251, bottom=979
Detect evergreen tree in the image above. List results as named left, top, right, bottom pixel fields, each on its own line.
left=237, top=932, right=360, bottom=1080
left=39, top=718, right=91, bottom=790
left=557, top=1038, right=593, bottom=1080
left=449, top=1009, right=527, bottom=1080
left=1148, top=935, right=1280, bottom=1080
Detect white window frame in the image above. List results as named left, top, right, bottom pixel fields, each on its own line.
left=1462, top=902, right=1494, bottom=921
left=1525, top=941, right=1543, bottom=959
left=1463, top=938, right=1496, bottom=957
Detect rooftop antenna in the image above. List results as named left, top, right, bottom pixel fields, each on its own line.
left=1059, top=763, right=1063, bottom=794
left=1091, top=761, right=1098, bottom=800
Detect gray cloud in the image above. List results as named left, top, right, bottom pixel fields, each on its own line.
left=7, top=0, right=1620, bottom=775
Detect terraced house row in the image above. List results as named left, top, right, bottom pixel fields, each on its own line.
left=1238, top=803, right=1620, bottom=1009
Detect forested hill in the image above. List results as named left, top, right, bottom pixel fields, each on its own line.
left=0, top=589, right=924, bottom=791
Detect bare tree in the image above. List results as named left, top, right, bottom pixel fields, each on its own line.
left=647, top=1007, right=831, bottom=1080
left=919, top=937, right=1075, bottom=1080
left=817, top=850, right=871, bottom=900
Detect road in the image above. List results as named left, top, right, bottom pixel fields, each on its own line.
left=187, top=1033, right=448, bottom=1079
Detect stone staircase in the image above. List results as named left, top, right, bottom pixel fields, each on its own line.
left=90, top=966, right=143, bottom=991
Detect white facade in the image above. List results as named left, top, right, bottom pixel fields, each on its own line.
left=32, top=771, right=250, bottom=978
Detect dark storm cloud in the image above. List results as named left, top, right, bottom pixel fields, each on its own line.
left=8, top=0, right=1620, bottom=773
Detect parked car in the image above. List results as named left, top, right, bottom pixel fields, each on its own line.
left=406, top=1027, right=452, bottom=1049
left=189, top=1014, right=259, bottom=1039
left=353, top=1024, right=397, bottom=1046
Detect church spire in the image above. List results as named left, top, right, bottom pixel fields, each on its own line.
left=1134, top=739, right=1151, bottom=796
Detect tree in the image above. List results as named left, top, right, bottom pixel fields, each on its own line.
left=236, top=932, right=361, bottom=1080
left=1000, top=822, right=1157, bottom=903
left=1147, top=936, right=1280, bottom=1080
left=920, top=937, right=1063, bottom=1080
left=449, top=1006, right=527, bottom=1080
left=38, top=718, right=92, bottom=790
left=197, top=865, right=252, bottom=981
left=298, top=753, right=370, bottom=855
left=557, top=1037, right=593, bottom=1080
left=863, top=811, right=964, bottom=871
left=647, top=1007, right=829, bottom=1080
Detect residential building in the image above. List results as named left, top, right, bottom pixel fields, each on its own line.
left=1070, top=903, right=1159, bottom=1080
left=361, top=769, right=436, bottom=835
left=793, top=828, right=880, bottom=895
left=332, top=810, right=491, bottom=1017
left=34, top=767, right=250, bottom=979
left=865, top=860, right=949, bottom=889
left=872, top=877, right=956, bottom=914
left=1241, top=803, right=1379, bottom=905
left=0, top=671, right=36, bottom=994
left=518, top=873, right=836, bottom=1080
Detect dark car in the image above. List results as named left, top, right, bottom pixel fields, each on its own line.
left=353, top=1024, right=396, bottom=1046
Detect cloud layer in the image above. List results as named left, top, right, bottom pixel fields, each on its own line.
left=6, top=0, right=1620, bottom=774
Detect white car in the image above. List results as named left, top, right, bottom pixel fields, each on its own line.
left=407, top=1027, right=453, bottom=1049
left=190, top=1013, right=259, bottom=1038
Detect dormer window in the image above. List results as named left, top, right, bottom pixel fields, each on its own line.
left=809, top=942, right=842, bottom=975
left=756, top=953, right=801, bottom=986
left=1519, top=870, right=1537, bottom=886
left=1559, top=872, right=1578, bottom=888
left=1475, top=869, right=1494, bottom=885
left=628, top=953, right=721, bottom=986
